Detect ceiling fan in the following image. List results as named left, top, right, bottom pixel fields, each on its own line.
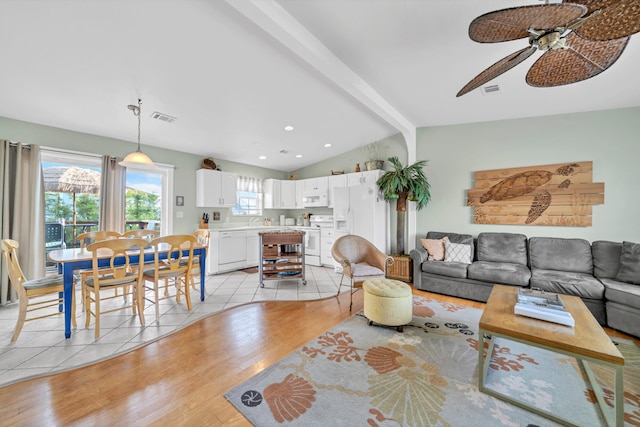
left=456, top=0, right=640, bottom=97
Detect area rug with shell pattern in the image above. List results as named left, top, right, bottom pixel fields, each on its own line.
left=225, top=295, right=640, bottom=426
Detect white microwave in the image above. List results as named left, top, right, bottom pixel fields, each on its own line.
left=302, top=190, right=328, bottom=207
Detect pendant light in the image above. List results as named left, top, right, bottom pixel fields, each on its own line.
left=119, top=98, right=156, bottom=169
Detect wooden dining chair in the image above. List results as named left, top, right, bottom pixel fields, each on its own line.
left=76, top=230, right=124, bottom=303
left=1, top=239, right=76, bottom=341
left=83, top=237, right=147, bottom=339
left=122, top=229, right=159, bottom=239
left=141, top=234, right=196, bottom=323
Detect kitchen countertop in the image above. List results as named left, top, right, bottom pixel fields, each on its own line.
left=205, top=225, right=323, bottom=232
left=258, top=229, right=306, bottom=235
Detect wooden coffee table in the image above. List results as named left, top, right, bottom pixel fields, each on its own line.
left=478, top=285, right=624, bottom=427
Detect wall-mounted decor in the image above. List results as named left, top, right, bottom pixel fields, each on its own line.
left=467, top=161, right=604, bottom=226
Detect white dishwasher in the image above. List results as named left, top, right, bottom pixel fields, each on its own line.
left=218, top=231, right=247, bottom=265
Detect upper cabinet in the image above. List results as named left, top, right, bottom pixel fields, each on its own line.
left=196, top=169, right=237, bottom=207
left=294, top=180, right=305, bottom=209
left=304, top=176, right=329, bottom=193
left=263, top=178, right=282, bottom=209
left=280, top=180, right=297, bottom=209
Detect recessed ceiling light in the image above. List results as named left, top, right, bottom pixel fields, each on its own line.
left=324, top=143, right=332, bottom=148
left=295, top=154, right=303, bottom=158
left=259, top=155, right=267, bottom=160
left=284, top=125, right=294, bottom=131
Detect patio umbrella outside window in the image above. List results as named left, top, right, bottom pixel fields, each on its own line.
left=43, top=166, right=101, bottom=243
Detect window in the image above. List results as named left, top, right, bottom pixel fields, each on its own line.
left=41, top=149, right=102, bottom=251
left=232, top=175, right=263, bottom=216
left=125, top=163, right=174, bottom=236
left=42, top=148, right=175, bottom=239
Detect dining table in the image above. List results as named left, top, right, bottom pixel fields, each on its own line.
left=48, top=242, right=207, bottom=338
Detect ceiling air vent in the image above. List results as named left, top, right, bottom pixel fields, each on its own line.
left=150, top=111, right=177, bottom=123
left=481, top=84, right=501, bottom=95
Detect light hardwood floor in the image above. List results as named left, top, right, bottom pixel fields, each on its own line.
left=0, top=287, right=636, bottom=426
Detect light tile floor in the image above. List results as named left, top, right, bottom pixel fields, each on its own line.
left=0, top=265, right=346, bottom=388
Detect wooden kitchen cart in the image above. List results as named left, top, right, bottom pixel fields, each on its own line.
left=258, top=230, right=306, bottom=287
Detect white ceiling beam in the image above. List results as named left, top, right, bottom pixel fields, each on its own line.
left=224, top=0, right=416, bottom=139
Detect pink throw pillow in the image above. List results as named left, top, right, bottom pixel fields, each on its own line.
left=420, top=236, right=449, bottom=261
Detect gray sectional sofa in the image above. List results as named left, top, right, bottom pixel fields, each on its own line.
left=410, top=231, right=640, bottom=337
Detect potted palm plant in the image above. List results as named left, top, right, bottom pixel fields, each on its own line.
left=376, top=156, right=431, bottom=255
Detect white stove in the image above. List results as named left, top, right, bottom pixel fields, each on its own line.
left=296, top=216, right=333, bottom=266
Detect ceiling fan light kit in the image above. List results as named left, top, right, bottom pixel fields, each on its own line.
left=457, top=0, right=640, bottom=97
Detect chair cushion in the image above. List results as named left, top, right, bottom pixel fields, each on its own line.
left=143, top=267, right=185, bottom=279
left=421, top=260, right=468, bottom=279
left=616, top=241, right=640, bottom=285
left=602, top=278, right=640, bottom=307
left=477, top=232, right=528, bottom=265
left=529, top=237, right=593, bottom=274
left=530, top=268, right=605, bottom=299
left=351, top=262, right=384, bottom=277
left=592, top=240, right=622, bottom=279
left=23, top=275, right=65, bottom=290
left=467, top=261, right=531, bottom=287
left=84, top=273, right=138, bottom=287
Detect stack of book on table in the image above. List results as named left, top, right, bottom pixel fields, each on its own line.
left=515, top=288, right=575, bottom=327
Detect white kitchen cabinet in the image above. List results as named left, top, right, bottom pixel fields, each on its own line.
left=281, top=180, right=296, bottom=209
left=246, top=229, right=259, bottom=266
left=196, top=169, right=237, bottom=207
left=209, top=230, right=250, bottom=274
left=320, top=227, right=336, bottom=267
left=303, top=176, right=328, bottom=193
left=328, top=174, right=347, bottom=208
left=295, top=180, right=305, bottom=209
left=347, top=169, right=383, bottom=186
left=263, top=179, right=282, bottom=209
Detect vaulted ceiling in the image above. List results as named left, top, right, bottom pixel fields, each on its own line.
left=1, top=0, right=638, bottom=171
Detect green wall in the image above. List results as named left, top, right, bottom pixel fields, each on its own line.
left=416, top=107, right=640, bottom=244
left=0, top=116, right=286, bottom=233
left=3, top=106, right=638, bottom=243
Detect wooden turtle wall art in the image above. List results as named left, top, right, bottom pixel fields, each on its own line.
left=467, top=161, right=604, bottom=226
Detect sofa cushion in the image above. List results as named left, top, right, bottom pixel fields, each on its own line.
left=602, top=278, right=640, bottom=307
left=529, top=237, right=593, bottom=274
left=477, top=232, right=528, bottom=265
left=530, top=268, right=605, bottom=299
left=421, top=260, right=468, bottom=279
left=616, top=241, right=640, bottom=285
left=444, top=241, right=472, bottom=264
left=420, top=236, right=449, bottom=261
left=426, top=232, right=474, bottom=260
left=468, top=261, right=531, bottom=287
left=592, top=240, right=622, bottom=279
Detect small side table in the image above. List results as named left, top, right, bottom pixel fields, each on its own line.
left=386, top=255, right=412, bottom=283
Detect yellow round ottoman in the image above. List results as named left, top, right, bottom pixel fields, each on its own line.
left=363, top=278, right=413, bottom=332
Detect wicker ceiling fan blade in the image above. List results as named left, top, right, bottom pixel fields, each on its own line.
left=457, top=46, right=536, bottom=97
left=568, top=0, right=640, bottom=40
left=526, top=32, right=629, bottom=87
left=469, top=4, right=587, bottom=43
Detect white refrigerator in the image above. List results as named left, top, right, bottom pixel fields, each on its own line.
left=332, top=184, right=389, bottom=271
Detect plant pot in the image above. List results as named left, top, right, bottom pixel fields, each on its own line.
left=365, top=160, right=384, bottom=171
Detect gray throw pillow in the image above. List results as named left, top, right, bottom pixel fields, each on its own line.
left=616, top=241, right=640, bottom=285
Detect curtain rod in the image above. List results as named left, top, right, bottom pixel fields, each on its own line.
left=4, top=141, right=32, bottom=150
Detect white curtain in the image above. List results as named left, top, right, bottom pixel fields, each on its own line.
left=0, top=141, right=45, bottom=305
left=237, top=175, right=263, bottom=193
left=99, top=155, right=126, bottom=232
